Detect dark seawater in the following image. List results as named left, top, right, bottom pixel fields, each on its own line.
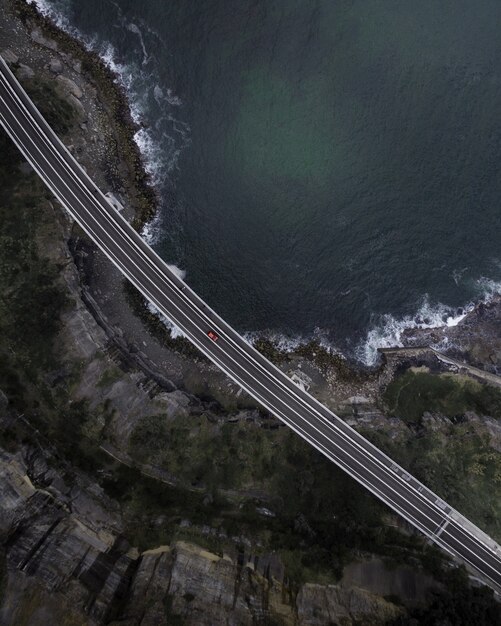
left=34, top=0, right=501, bottom=363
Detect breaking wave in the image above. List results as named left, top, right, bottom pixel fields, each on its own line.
left=23, top=2, right=501, bottom=368
left=355, top=277, right=501, bottom=366
left=147, top=264, right=186, bottom=338
left=242, top=330, right=306, bottom=352
left=26, top=0, right=190, bottom=243
left=146, top=302, right=185, bottom=339
left=243, top=326, right=343, bottom=357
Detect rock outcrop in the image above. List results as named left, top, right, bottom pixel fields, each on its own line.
left=297, top=584, right=401, bottom=626
left=0, top=444, right=403, bottom=626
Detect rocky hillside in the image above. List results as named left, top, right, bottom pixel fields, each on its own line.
left=0, top=440, right=404, bottom=625
left=0, top=2, right=501, bottom=625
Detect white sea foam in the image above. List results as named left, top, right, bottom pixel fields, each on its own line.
left=222, top=277, right=501, bottom=367
left=165, top=264, right=186, bottom=281
left=141, top=210, right=163, bottom=246
left=145, top=264, right=187, bottom=337
left=165, top=89, right=183, bottom=107
left=476, top=276, right=501, bottom=300
left=243, top=330, right=305, bottom=352
left=355, top=297, right=470, bottom=367
left=126, top=22, right=148, bottom=64
left=146, top=302, right=185, bottom=339
left=27, top=0, right=79, bottom=35
left=243, top=326, right=342, bottom=356
left=26, top=1, right=188, bottom=192
left=23, top=2, right=501, bottom=368
left=356, top=277, right=501, bottom=367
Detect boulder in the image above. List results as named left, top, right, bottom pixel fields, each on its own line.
left=30, top=28, right=58, bottom=51
left=1, top=49, right=18, bottom=64
left=56, top=75, right=83, bottom=99
left=16, top=64, right=34, bottom=81
left=48, top=58, right=63, bottom=74
left=67, top=93, right=86, bottom=119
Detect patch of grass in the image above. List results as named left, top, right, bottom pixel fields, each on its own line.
left=0, top=130, right=114, bottom=479
left=96, top=365, right=123, bottom=389
left=100, top=464, right=230, bottom=551
left=0, top=133, right=69, bottom=409
left=362, top=420, right=501, bottom=542
left=1, top=78, right=499, bottom=616
left=129, top=410, right=449, bottom=581
left=280, top=549, right=340, bottom=587
left=129, top=413, right=280, bottom=491
left=129, top=414, right=171, bottom=462
left=23, top=77, right=77, bottom=135
left=384, top=371, right=501, bottom=423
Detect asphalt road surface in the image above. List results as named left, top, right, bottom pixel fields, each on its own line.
left=1, top=55, right=500, bottom=594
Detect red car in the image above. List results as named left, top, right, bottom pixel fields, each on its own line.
left=207, top=330, right=219, bottom=342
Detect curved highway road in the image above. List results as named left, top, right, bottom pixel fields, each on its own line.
left=0, top=55, right=500, bottom=593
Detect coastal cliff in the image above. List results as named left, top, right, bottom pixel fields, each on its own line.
left=0, top=1, right=500, bottom=624
left=0, top=443, right=404, bottom=625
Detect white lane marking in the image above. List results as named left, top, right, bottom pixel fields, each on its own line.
left=3, top=108, right=501, bottom=592
left=0, top=68, right=472, bottom=539
left=0, top=69, right=449, bottom=500
left=0, top=58, right=451, bottom=493
left=1, top=77, right=501, bottom=586
left=0, top=63, right=490, bottom=549
left=436, top=519, right=450, bottom=538
left=0, top=94, right=449, bottom=529
left=2, top=77, right=500, bottom=575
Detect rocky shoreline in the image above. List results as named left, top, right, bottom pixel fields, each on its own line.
left=1, top=1, right=501, bottom=624
left=3, top=0, right=501, bottom=527
left=6, top=0, right=501, bottom=410
left=13, top=0, right=158, bottom=230
left=1, top=0, right=244, bottom=405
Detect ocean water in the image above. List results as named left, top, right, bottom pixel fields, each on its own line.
left=31, top=0, right=501, bottom=364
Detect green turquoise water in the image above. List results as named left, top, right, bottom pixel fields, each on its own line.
left=37, top=0, right=501, bottom=362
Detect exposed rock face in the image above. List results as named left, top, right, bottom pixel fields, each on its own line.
left=56, top=74, right=84, bottom=99
left=1, top=2, right=491, bottom=624
left=402, top=295, right=501, bottom=375
left=0, top=445, right=127, bottom=624
left=0, top=445, right=403, bottom=625
left=297, top=584, right=402, bottom=625
left=341, top=558, right=439, bottom=606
